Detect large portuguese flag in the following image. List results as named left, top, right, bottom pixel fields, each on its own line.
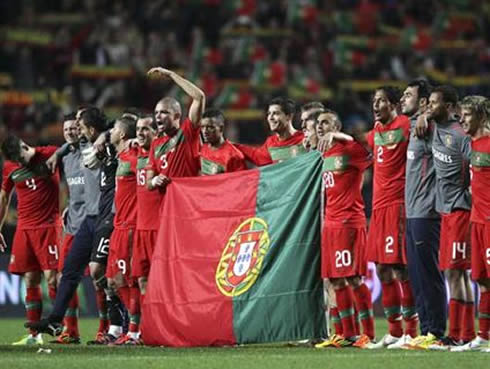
left=140, top=151, right=326, bottom=346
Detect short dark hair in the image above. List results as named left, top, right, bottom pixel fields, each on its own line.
left=432, top=85, right=459, bottom=107
left=138, top=113, right=157, bottom=130
left=1, top=135, right=22, bottom=162
left=122, top=107, right=142, bottom=122
left=63, top=112, right=76, bottom=122
left=375, top=86, right=402, bottom=105
left=268, top=97, right=296, bottom=116
left=407, top=79, right=432, bottom=100
left=79, top=107, right=107, bottom=133
left=202, top=108, right=225, bottom=124
left=116, top=117, right=136, bottom=139
left=301, top=101, right=325, bottom=112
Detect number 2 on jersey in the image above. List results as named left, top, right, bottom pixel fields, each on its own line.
left=385, top=236, right=394, bottom=254
left=377, top=146, right=384, bottom=163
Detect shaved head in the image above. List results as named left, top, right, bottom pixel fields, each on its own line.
left=157, top=97, right=182, bottom=116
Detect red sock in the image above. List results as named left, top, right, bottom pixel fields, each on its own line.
left=381, top=280, right=403, bottom=338
left=335, top=286, right=356, bottom=339
left=353, top=283, right=375, bottom=339
left=462, top=302, right=476, bottom=342
left=95, top=289, right=109, bottom=333
left=129, top=286, right=141, bottom=334
left=479, top=291, right=490, bottom=340
left=400, top=280, right=418, bottom=338
left=348, top=287, right=360, bottom=335
left=64, top=292, right=79, bottom=337
left=26, top=287, right=42, bottom=336
left=449, top=299, right=464, bottom=341
left=330, top=307, right=343, bottom=335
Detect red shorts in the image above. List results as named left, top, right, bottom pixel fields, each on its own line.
left=106, top=227, right=134, bottom=280
left=367, top=203, right=406, bottom=265
left=9, top=227, right=60, bottom=274
left=321, top=226, right=367, bottom=279
left=132, top=229, right=157, bottom=278
left=59, top=233, right=74, bottom=270
left=439, top=210, right=471, bottom=270
left=470, top=222, right=490, bottom=280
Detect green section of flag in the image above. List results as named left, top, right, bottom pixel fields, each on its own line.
left=268, top=144, right=306, bottom=162
left=471, top=151, right=490, bottom=167
left=201, top=158, right=226, bottom=175
left=233, top=152, right=326, bottom=343
left=374, top=128, right=405, bottom=146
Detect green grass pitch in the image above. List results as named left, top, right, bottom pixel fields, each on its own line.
left=0, top=318, right=487, bottom=369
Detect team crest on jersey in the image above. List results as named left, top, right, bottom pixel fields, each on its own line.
left=334, top=156, right=343, bottom=170
left=215, top=217, right=270, bottom=297
left=445, top=134, right=452, bottom=147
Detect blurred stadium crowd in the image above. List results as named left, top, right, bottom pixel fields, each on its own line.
left=0, top=0, right=488, bottom=146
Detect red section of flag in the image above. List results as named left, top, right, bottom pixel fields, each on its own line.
left=140, top=169, right=260, bottom=347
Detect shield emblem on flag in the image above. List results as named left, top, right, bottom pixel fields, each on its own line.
left=216, top=217, right=270, bottom=297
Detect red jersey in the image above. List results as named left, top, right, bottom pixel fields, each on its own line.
left=236, top=131, right=306, bottom=166
left=136, top=147, right=162, bottom=230
left=114, top=146, right=138, bottom=228
left=200, top=140, right=246, bottom=175
left=470, top=136, right=490, bottom=224
left=323, top=140, right=372, bottom=228
left=366, top=115, right=410, bottom=210
left=2, top=146, right=60, bottom=229
left=147, top=118, right=201, bottom=178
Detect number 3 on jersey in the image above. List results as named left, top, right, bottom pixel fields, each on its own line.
left=160, top=148, right=175, bottom=170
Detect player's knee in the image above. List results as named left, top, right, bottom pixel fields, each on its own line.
left=346, top=276, right=361, bottom=288
left=376, top=264, right=393, bottom=282
left=45, top=271, right=57, bottom=287
left=107, top=277, right=118, bottom=290
left=24, top=272, right=42, bottom=287
left=89, top=262, right=104, bottom=280
left=478, top=278, right=490, bottom=292
left=330, top=278, right=347, bottom=289
left=138, top=277, right=147, bottom=294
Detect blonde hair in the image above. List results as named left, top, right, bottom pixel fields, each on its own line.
left=460, top=95, right=490, bottom=131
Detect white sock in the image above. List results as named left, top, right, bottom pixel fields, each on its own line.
left=108, top=325, right=122, bottom=338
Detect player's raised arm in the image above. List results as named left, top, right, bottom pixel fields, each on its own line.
left=147, top=67, right=206, bottom=127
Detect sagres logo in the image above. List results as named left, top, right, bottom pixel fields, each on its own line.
left=216, top=217, right=270, bottom=297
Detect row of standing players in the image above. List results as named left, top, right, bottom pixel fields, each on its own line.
left=1, top=69, right=489, bottom=351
